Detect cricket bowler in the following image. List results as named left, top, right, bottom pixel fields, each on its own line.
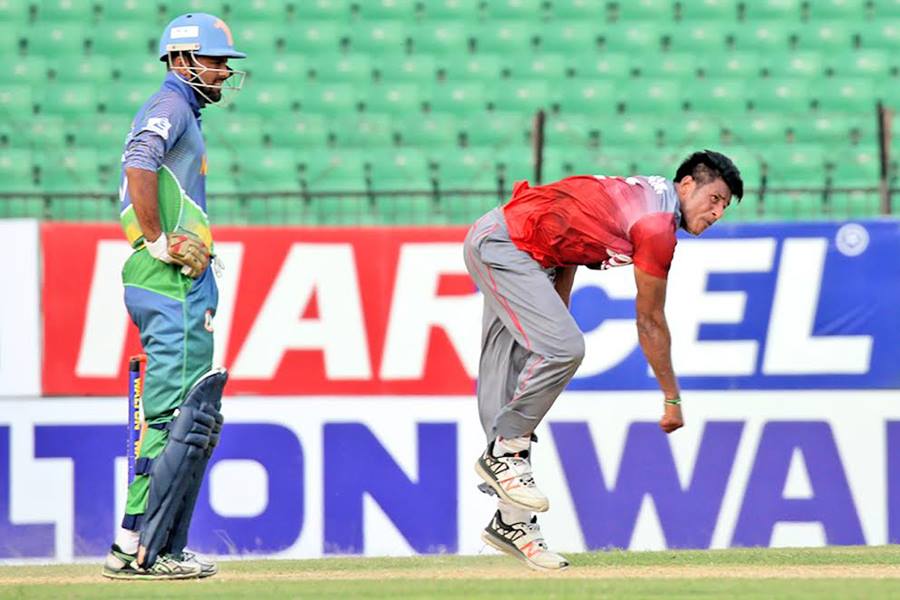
left=465, top=150, right=744, bottom=570
left=102, top=13, right=245, bottom=580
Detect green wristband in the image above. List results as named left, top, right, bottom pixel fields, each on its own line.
left=665, top=397, right=681, bottom=406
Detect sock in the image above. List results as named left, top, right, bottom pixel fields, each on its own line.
left=493, top=435, right=531, bottom=457
left=115, top=527, right=140, bottom=555
left=498, top=499, right=532, bottom=525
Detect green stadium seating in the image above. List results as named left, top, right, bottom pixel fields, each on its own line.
left=419, top=0, right=482, bottom=21
left=490, top=79, right=551, bottom=112
left=39, top=83, right=99, bottom=116
left=5, top=56, right=48, bottom=86
left=577, top=53, right=632, bottom=78
left=427, top=82, right=489, bottom=114
left=0, top=0, right=30, bottom=22
left=462, top=111, right=530, bottom=146
left=25, top=23, right=88, bottom=55
left=545, top=114, right=597, bottom=148
left=540, top=22, right=601, bottom=53
left=204, top=113, right=266, bottom=149
left=297, top=83, right=359, bottom=114
left=264, top=114, right=330, bottom=148
left=93, top=21, right=156, bottom=56
left=621, top=79, right=684, bottom=114
left=750, top=78, right=811, bottom=112
left=363, top=83, right=423, bottom=113
left=484, top=0, right=547, bottom=19
left=613, top=0, right=674, bottom=21
left=0, top=23, right=22, bottom=56
left=725, top=112, right=789, bottom=144
left=731, top=21, right=797, bottom=51
left=349, top=21, right=410, bottom=54
left=740, top=0, right=802, bottom=20
left=229, top=22, right=285, bottom=56
left=602, top=24, right=664, bottom=52
left=37, top=0, right=96, bottom=22
left=227, top=0, right=290, bottom=21
left=702, top=51, right=763, bottom=78
left=292, top=0, right=352, bottom=21
left=474, top=22, right=540, bottom=54
left=233, top=83, right=296, bottom=115
left=99, top=82, right=158, bottom=115
left=763, top=50, right=824, bottom=77
left=873, top=0, right=900, bottom=17
left=310, top=53, right=373, bottom=83
left=555, top=80, right=619, bottom=115
left=374, top=54, right=437, bottom=83
left=0, top=85, right=34, bottom=118
left=283, top=21, right=348, bottom=54
left=826, top=50, right=892, bottom=78
left=665, top=20, right=731, bottom=52
left=102, top=0, right=162, bottom=22
left=601, top=116, right=660, bottom=146
left=445, top=53, right=505, bottom=81
left=410, top=23, right=470, bottom=55
left=813, top=78, right=877, bottom=112
left=676, top=0, right=738, bottom=21
left=511, top=53, right=570, bottom=80
left=51, top=55, right=113, bottom=84
left=249, top=54, right=310, bottom=83
left=38, top=148, right=102, bottom=192
left=0, top=150, right=36, bottom=192
left=330, top=113, right=394, bottom=147
left=638, top=53, right=698, bottom=78
left=398, top=113, right=461, bottom=147
left=794, top=21, right=859, bottom=51
left=238, top=149, right=301, bottom=191
left=805, top=0, right=867, bottom=21
left=662, top=115, right=721, bottom=147
left=685, top=78, right=748, bottom=113
left=355, top=0, right=417, bottom=19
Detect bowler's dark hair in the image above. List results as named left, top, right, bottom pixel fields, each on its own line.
left=674, top=150, right=744, bottom=200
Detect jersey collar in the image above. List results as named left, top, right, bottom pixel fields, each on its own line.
left=162, top=71, right=202, bottom=118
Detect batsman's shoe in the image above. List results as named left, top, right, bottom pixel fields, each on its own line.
left=475, top=441, right=549, bottom=512
left=481, top=511, right=570, bottom=572
left=174, top=549, right=218, bottom=578
left=101, top=544, right=201, bottom=580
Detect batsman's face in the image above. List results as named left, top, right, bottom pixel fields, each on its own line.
left=191, top=55, right=232, bottom=103
left=677, top=176, right=732, bottom=235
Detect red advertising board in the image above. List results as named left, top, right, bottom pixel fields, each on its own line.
left=42, top=223, right=478, bottom=396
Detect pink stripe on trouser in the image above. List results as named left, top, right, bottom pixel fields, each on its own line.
left=466, top=246, right=532, bottom=351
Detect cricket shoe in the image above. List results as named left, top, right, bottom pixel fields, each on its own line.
left=474, top=440, right=549, bottom=512
left=101, top=544, right=202, bottom=580
left=481, top=511, right=570, bottom=571
left=174, top=549, right=218, bottom=578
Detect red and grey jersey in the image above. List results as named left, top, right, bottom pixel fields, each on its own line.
left=502, top=175, right=682, bottom=279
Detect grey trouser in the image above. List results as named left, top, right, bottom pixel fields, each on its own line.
left=463, top=208, right=585, bottom=442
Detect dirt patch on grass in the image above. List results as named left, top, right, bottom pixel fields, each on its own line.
left=1, top=564, right=899, bottom=585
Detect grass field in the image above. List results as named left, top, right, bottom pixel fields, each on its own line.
left=0, top=546, right=898, bottom=599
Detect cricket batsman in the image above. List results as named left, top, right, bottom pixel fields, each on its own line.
left=102, top=13, right=245, bottom=580
left=465, top=150, right=743, bottom=570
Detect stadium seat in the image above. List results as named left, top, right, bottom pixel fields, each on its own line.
left=612, top=0, right=675, bottom=21
left=555, top=80, right=620, bottom=116
left=249, top=54, right=310, bottom=83
left=462, top=111, right=530, bottom=146
left=264, top=114, right=330, bottom=148
left=37, top=0, right=96, bottom=22
left=750, top=78, right=811, bottom=112
left=297, top=83, right=359, bottom=114
left=374, top=54, right=438, bottom=83
left=0, top=85, right=35, bottom=118
left=434, top=148, right=500, bottom=192
left=701, top=51, right=763, bottom=78
left=812, top=78, right=876, bottom=112
left=51, top=55, right=113, bottom=84
left=490, top=79, right=552, bottom=113
left=232, top=83, right=296, bottom=116
left=549, top=0, right=605, bottom=19
left=763, top=50, right=824, bottom=77
left=509, top=53, right=570, bottom=80
left=731, top=21, right=797, bottom=51
left=805, top=0, right=867, bottom=21
left=238, top=149, right=301, bottom=191
left=99, top=82, right=158, bottom=115
left=0, top=0, right=31, bottom=22
left=227, top=0, right=291, bottom=21
left=427, top=82, right=489, bottom=114
left=685, top=78, right=748, bottom=113
left=725, top=112, right=789, bottom=144
left=92, top=21, right=156, bottom=55
left=409, top=23, right=470, bottom=55
left=484, top=0, right=548, bottom=19
left=38, top=148, right=102, bottom=192
left=662, top=116, right=721, bottom=147
left=620, top=79, right=684, bottom=115
left=0, top=149, right=36, bottom=192
left=330, top=113, right=394, bottom=147
left=794, top=21, right=860, bottom=51
left=638, top=53, right=698, bottom=78
left=418, top=0, right=482, bottom=20
left=474, top=22, right=540, bottom=54
left=38, top=83, right=99, bottom=119
left=229, top=22, right=285, bottom=56
left=349, top=21, right=410, bottom=54
left=545, top=113, right=597, bottom=148
left=204, top=113, right=266, bottom=149
left=309, top=53, right=373, bottom=83
left=859, top=20, right=900, bottom=49
left=739, top=0, right=802, bottom=20
left=24, top=115, right=66, bottom=149
left=362, top=83, right=423, bottom=113
left=397, top=112, right=462, bottom=147
left=826, top=50, right=892, bottom=78
left=676, top=0, right=738, bottom=21
left=872, top=0, right=900, bottom=17
left=601, top=116, right=660, bottom=146
left=25, top=23, right=88, bottom=55
left=577, top=53, right=632, bottom=78
left=665, top=21, right=731, bottom=53
left=292, top=0, right=352, bottom=21
left=5, top=56, right=49, bottom=85
left=283, top=21, right=348, bottom=54
left=103, top=0, right=163, bottom=22
left=539, top=22, right=601, bottom=53
left=601, top=24, right=664, bottom=53
left=75, top=114, right=131, bottom=149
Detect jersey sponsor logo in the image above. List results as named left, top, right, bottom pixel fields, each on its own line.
left=143, top=117, right=172, bottom=141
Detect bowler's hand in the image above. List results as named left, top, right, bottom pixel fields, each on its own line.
left=659, top=402, right=684, bottom=434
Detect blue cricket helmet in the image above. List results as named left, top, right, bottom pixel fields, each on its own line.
left=158, top=13, right=246, bottom=61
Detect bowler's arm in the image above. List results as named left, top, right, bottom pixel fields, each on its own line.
left=634, top=266, right=684, bottom=433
